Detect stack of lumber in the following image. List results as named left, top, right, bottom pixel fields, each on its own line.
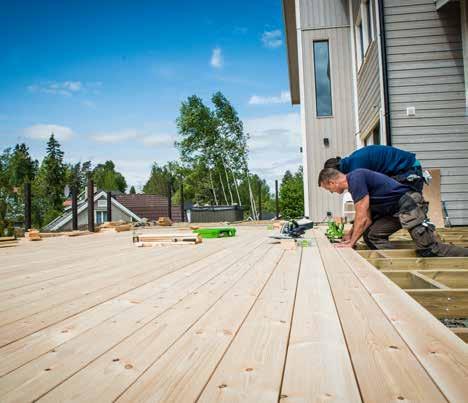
left=0, top=236, right=18, bottom=248
left=99, top=221, right=132, bottom=233
left=25, top=229, right=41, bottom=241
left=134, top=232, right=202, bottom=247
left=114, top=224, right=132, bottom=233
left=157, top=217, right=173, bottom=226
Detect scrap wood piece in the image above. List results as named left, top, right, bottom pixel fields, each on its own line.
left=135, top=241, right=198, bottom=247
left=135, top=233, right=202, bottom=244
left=99, top=220, right=126, bottom=229
left=0, top=236, right=16, bottom=242
left=423, top=169, right=444, bottom=228
left=67, top=230, right=96, bottom=237
left=114, top=224, right=132, bottom=233
left=157, top=217, right=173, bottom=226
left=25, top=229, right=41, bottom=241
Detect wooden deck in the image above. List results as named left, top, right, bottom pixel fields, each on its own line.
left=0, top=227, right=466, bottom=402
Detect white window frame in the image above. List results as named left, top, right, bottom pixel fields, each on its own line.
left=355, top=13, right=364, bottom=70
left=95, top=210, right=108, bottom=225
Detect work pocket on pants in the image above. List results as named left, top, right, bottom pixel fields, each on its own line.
left=399, top=208, right=425, bottom=229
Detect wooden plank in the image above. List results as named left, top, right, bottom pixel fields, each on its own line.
left=279, top=246, right=362, bottom=402
left=338, top=247, right=468, bottom=402
left=424, top=270, right=468, bottom=288
left=369, top=257, right=468, bottom=270
left=115, top=247, right=293, bottom=403
left=452, top=328, right=468, bottom=343
left=195, top=248, right=301, bottom=403
left=383, top=271, right=439, bottom=289
left=314, top=234, right=446, bottom=402
left=34, top=244, right=280, bottom=403
left=0, top=235, right=260, bottom=347
left=0, top=236, right=262, bottom=377
left=0, top=245, right=207, bottom=322
left=407, top=289, right=468, bottom=318
left=411, top=271, right=449, bottom=289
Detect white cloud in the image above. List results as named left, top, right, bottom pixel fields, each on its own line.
left=24, top=124, right=74, bottom=141
left=27, top=80, right=102, bottom=96
left=27, top=81, right=83, bottom=96
left=248, top=91, right=291, bottom=105
left=81, top=100, right=96, bottom=109
left=243, top=113, right=302, bottom=184
left=90, top=129, right=176, bottom=148
left=261, top=30, right=283, bottom=48
left=141, top=134, right=176, bottom=147
left=210, top=47, right=223, bottom=68
left=91, top=129, right=139, bottom=144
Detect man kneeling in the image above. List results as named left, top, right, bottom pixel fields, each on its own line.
left=318, top=168, right=468, bottom=257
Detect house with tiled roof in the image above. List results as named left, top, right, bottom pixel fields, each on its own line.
left=43, top=191, right=183, bottom=232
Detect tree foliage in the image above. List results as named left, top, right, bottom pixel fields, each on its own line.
left=92, top=161, right=127, bottom=193
left=175, top=92, right=254, bottom=212
left=279, top=166, right=304, bottom=219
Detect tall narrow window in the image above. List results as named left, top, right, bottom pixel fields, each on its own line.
left=313, top=40, right=333, bottom=117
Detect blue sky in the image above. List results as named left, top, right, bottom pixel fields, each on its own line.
left=0, top=0, right=301, bottom=190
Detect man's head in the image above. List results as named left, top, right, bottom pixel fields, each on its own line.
left=318, top=168, right=348, bottom=194
left=324, top=156, right=342, bottom=171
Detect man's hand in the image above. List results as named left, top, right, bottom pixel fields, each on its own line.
left=335, top=240, right=353, bottom=248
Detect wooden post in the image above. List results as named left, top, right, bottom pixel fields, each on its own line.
left=87, top=179, right=95, bottom=232
left=106, top=191, right=112, bottom=222
left=275, top=179, right=279, bottom=219
left=180, top=183, right=184, bottom=222
left=167, top=177, right=172, bottom=220
left=24, top=182, right=32, bottom=231
left=72, top=186, right=78, bottom=231
left=258, top=182, right=262, bottom=221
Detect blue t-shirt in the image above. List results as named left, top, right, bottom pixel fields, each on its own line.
left=347, top=169, right=412, bottom=216
left=340, top=145, right=416, bottom=176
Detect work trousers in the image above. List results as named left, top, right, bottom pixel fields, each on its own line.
left=364, top=192, right=468, bottom=257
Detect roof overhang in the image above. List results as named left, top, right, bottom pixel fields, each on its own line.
left=282, top=0, right=300, bottom=105
left=436, top=0, right=458, bottom=10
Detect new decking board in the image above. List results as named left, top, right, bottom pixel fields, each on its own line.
left=279, top=246, right=362, bottom=403
left=338, top=244, right=468, bottom=402
left=0, top=227, right=465, bottom=402
left=0, top=236, right=263, bottom=378
left=315, top=234, right=448, bottom=403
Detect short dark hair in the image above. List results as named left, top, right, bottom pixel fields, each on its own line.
left=324, top=157, right=342, bottom=170
left=318, top=168, right=341, bottom=186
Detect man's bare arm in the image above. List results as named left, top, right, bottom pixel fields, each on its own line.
left=336, top=195, right=372, bottom=248
left=348, top=195, right=372, bottom=247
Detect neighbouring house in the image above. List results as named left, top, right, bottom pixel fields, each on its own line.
left=43, top=192, right=184, bottom=232
left=282, top=0, right=468, bottom=225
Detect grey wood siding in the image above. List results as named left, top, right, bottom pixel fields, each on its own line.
left=357, top=40, right=381, bottom=136
left=298, top=0, right=349, bottom=29
left=384, top=0, right=468, bottom=225
left=300, top=27, right=355, bottom=220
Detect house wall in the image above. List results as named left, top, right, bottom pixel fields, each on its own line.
left=357, top=40, right=382, bottom=137
left=297, top=0, right=356, bottom=220
left=384, top=0, right=468, bottom=225
left=61, top=197, right=133, bottom=231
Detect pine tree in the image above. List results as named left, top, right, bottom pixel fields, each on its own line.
left=33, top=134, right=67, bottom=226
left=129, top=185, right=136, bottom=194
